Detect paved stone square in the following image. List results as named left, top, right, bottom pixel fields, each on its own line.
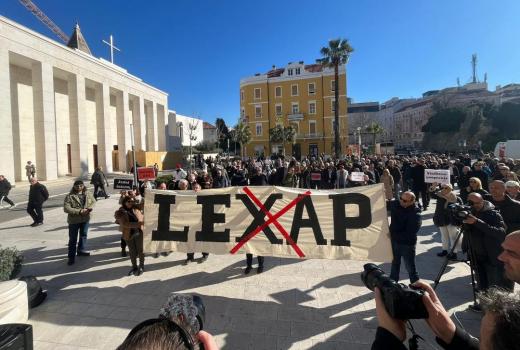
left=0, top=196, right=482, bottom=349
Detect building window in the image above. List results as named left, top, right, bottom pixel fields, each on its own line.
left=241, top=90, right=244, bottom=101
left=254, top=88, right=261, bottom=99
left=288, top=69, right=293, bottom=76
left=291, top=84, right=299, bottom=96
left=291, top=102, right=299, bottom=114
left=255, top=105, right=262, bottom=118
left=331, top=99, right=336, bottom=113
left=275, top=104, right=282, bottom=116
left=331, top=80, right=336, bottom=91
left=309, top=120, right=316, bottom=135
left=275, top=86, right=282, bottom=98
left=256, top=123, right=262, bottom=136
left=309, top=101, right=316, bottom=115
left=178, top=122, right=184, bottom=142
left=295, top=68, right=301, bottom=75
left=308, top=83, right=315, bottom=95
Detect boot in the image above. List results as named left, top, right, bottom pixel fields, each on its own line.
left=121, top=248, right=127, bottom=257
left=244, top=265, right=252, bottom=274
left=128, top=266, right=138, bottom=276
left=137, top=265, right=144, bottom=276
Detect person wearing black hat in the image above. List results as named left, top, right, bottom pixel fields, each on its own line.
left=63, top=180, right=96, bottom=265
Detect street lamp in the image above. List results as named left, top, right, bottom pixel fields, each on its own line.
left=356, top=127, right=362, bottom=158
left=129, top=122, right=138, bottom=186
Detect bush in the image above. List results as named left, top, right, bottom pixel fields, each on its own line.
left=155, top=175, right=173, bottom=186
left=0, top=245, right=23, bottom=281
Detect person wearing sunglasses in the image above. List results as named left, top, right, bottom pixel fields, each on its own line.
left=389, top=191, right=422, bottom=283
left=64, top=180, right=96, bottom=265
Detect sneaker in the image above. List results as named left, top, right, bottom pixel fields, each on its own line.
left=128, top=267, right=138, bottom=276
left=30, top=222, right=38, bottom=227
left=137, top=266, right=144, bottom=276
left=244, top=266, right=252, bottom=275
left=257, top=266, right=264, bottom=274
left=9, top=204, right=16, bottom=209
left=77, top=251, right=91, bottom=256
left=437, top=250, right=448, bottom=257
left=36, top=222, right=43, bottom=226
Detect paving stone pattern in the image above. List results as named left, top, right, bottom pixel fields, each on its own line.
left=0, top=196, right=483, bottom=349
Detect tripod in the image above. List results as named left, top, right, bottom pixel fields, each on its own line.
left=432, top=224, right=479, bottom=308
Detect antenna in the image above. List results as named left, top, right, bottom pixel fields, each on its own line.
left=18, top=0, right=69, bottom=43
left=471, top=54, right=478, bottom=83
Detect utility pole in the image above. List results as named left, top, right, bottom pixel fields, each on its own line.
left=129, top=123, right=138, bottom=186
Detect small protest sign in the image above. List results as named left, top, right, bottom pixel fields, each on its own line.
left=310, top=172, right=322, bottom=181
left=137, top=167, right=156, bottom=181
left=350, top=172, right=365, bottom=182
left=114, top=178, right=134, bottom=190
left=424, top=169, right=450, bottom=184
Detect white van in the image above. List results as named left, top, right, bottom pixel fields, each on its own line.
left=494, top=140, right=520, bottom=159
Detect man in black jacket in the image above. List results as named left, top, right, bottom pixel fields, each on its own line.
left=90, top=166, right=109, bottom=200
left=27, top=177, right=49, bottom=226
left=463, top=192, right=512, bottom=292
left=411, top=159, right=429, bottom=210
left=0, top=175, right=15, bottom=208
left=389, top=191, right=422, bottom=283
left=489, top=180, right=520, bottom=234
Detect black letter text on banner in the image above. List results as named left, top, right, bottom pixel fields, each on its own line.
left=196, top=195, right=231, bottom=242
left=235, top=193, right=283, bottom=244
left=152, top=194, right=189, bottom=241
left=329, top=193, right=372, bottom=246
left=290, top=195, right=327, bottom=245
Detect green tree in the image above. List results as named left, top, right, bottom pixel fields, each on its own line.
left=269, top=125, right=296, bottom=156
left=215, top=118, right=230, bottom=151
left=233, top=121, right=252, bottom=158
left=319, top=38, right=354, bottom=158
left=365, top=122, right=384, bottom=154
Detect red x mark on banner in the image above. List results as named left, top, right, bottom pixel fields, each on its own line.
left=230, top=187, right=310, bottom=258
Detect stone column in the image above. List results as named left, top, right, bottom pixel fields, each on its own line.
left=69, top=74, right=89, bottom=178
left=32, top=61, right=58, bottom=180
left=156, top=103, right=166, bottom=151
left=97, top=82, right=113, bottom=172
left=138, top=96, right=147, bottom=151
left=0, top=47, right=15, bottom=182
left=149, top=101, right=158, bottom=151
left=117, top=91, right=131, bottom=172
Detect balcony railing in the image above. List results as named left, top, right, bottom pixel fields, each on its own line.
left=287, top=113, right=304, bottom=121
left=295, top=132, right=324, bottom=139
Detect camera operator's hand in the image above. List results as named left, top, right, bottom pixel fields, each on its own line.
left=197, top=330, right=219, bottom=350
left=374, top=287, right=406, bottom=342
left=412, top=281, right=456, bottom=344
left=462, top=214, right=477, bottom=225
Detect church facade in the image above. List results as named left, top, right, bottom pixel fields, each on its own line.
left=0, top=15, right=169, bottom=182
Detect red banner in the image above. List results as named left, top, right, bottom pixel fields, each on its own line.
left=137, top=167, right=156, bottom=181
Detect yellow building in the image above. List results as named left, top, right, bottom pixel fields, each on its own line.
left=239, top=61, right=348, bottom=159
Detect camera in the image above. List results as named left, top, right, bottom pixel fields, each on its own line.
left=361, top=263, right=428, bottom=319
left=447, top=203, right=472, bottom=219
left=160, top=294, right=206, bottom=333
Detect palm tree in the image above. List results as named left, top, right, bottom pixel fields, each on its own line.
left=233, top=121, right=252, bottom=158
left=365, top=122, right=384, bottom=155
left=269, top=125, right=296, bottom=156
left=319, top=38, right=354, bottom=158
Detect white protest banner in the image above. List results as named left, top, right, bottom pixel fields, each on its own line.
left=424, top=169, right=450, bottom=184
left=143, top=184, right=392, bottom=262
left=350, top=172, right=365, bottom=182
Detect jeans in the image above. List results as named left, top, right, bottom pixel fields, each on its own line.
left=246, top=253, right=264, bottom=267
left=413, top=188, right=429, bottom=209
left=390, top=242, right=419, bottom=283
left=68, top=222, right=89, bottom=260
left=27, top=202, right=43, bottom=223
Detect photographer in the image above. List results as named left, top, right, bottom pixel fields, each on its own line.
left=463, top=193, right=512, bottom=294
left=430, top=183, right=462, bottom=259
left=372, top=282, right=520, bottom=350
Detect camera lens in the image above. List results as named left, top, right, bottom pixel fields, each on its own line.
left=361, top=263, right=385, bottom=291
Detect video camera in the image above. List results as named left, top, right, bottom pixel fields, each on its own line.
left=447, top=203, right=472, bottom=220
left=361, top=264, right=428, bottom=319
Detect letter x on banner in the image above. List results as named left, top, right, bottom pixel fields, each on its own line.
left=230, top=186, right=310, bottom=258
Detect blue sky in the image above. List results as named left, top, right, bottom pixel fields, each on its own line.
left=2, top=0, right=519, bottom=126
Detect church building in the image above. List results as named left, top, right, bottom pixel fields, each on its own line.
left=0, top=15, right=169, bottom=182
